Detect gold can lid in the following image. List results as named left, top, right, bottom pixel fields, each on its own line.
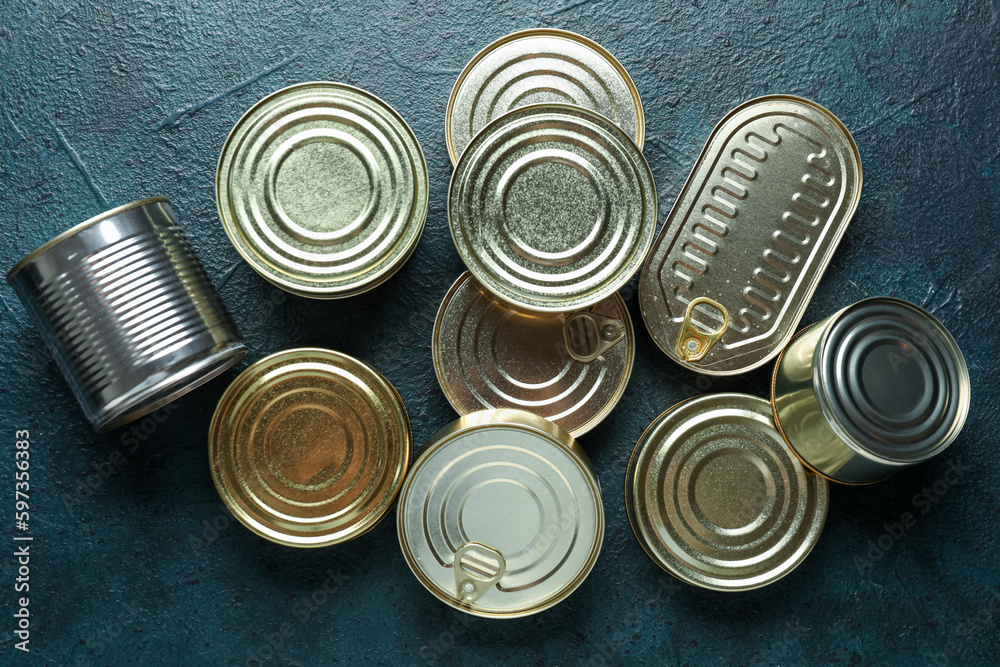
left=445, top=28, right=644, bottom=164
left=626, top=393, right=828, bottom=591
left=432, top=272, right=634, bottom=436
left=449, top=103, right=656, bottom=314
left=216, top=82, right=428, bottom=298
left=209, top=348, right=411, bottom=547
left=397, top=409, right=604, bottom=617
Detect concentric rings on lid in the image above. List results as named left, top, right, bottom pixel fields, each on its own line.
left=449, top=103, right=656, bottom=314
left=626, top=393, right=828, bottom=591
left=818, top=297, right=969, bottom=463
left=432, top=272, right=634, bottom=436
left=216, top=82, right=428, bottom=298
left=397, top=409, right=604, bottom=617
left=209, top=348, right=411, bottom=547
left=445, top=28, right=644, bottom=164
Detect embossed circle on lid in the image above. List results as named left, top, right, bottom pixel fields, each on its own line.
left=626, top=393, right=828, bottom=591
left=446, top=28, right=644, bottom=164
left=209, top=348, right=411, bottom=547
left=432, top=272, right=634, bottom=436
left=217, top=82, right=428, bottom=298
left=819, top=297, right=970, bottom=462
left=449, top=103, right=656, bottom=314
left=397, top=409, right=604, bottom=617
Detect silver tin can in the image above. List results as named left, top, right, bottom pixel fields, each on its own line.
left=7, top=198, right=247, bottom=432
left=771, top=297, right=970, bottom=484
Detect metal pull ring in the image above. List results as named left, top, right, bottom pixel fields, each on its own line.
left=563, top=311, right=626, bottom=363
left=453, top=542, right=506, bottom=604
left=677, top=297, right=730, bottom=362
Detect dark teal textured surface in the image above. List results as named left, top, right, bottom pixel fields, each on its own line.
left=1, top=1, right=999, bottom=665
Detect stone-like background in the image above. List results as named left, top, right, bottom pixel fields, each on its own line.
left=1, top=1, right=998, bottom=664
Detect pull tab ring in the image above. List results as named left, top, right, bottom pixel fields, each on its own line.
left=563, top=311, right=626, bottom=363
left=676, top=297, right=730, bottom=362
left=453, top=542, right=506, bottom=604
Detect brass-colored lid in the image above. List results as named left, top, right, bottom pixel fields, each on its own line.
left=445, top=28, right=644, bottom=164
left=397, top=409, right=604, bottom=617
left=626, top=393, right=828, bottom=591
left=638, top=95, right=862, bottom=375
left=209, top=348, right=411, bottom=547
left=432, top=272, right=634, bottom=436
left=449, top=103, right=656, bottom=314
left=216, top=82, right=428, bottom=298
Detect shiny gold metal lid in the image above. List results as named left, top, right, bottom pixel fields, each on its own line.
left=216, top=82, right=428, bottom=298
left=626, top=393, right=828, bottom=591
left=209, top=348, right=411, bottom=547
left=432, top=272, right=634, bottom=436
left=445, top=28, right=644, bottom=164
left=397, top=409, right=604, bottom=617
left=449, top=103, right=656, bottom=314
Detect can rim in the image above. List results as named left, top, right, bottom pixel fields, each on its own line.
left=209, top=346, right=412, bottom=547
left=7, top=196, right=171, bottom=284
left=431, top=272, right=635, bottom=436
left=444, top=27, right=645, bottom=165
left=397, top=408, right=603, bottom=617
left=448, top=102, right=655, bottom=314
left=639, top=94, right=863, bottom=376
left=813, top=297, right=971, bottom=467
left=215, top=81, right=429, bottom=299
left=625, top=392, right=829, bottom=591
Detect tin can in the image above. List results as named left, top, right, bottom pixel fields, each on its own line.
left=209, top=348, right=411, bottom=547
left=216, top=82, right=428, bottom=299
left=771, top=297, right=970, bottom=485
left=445, top=28, right=644, bottom=164
left=432, top=272, right=634, bottom=436
left=449, top=103, right=656, bottom=314
left=397, top=409, right=604, bottom=617
left=639, top=95, right=862, bottom=375
left=7, top=198, right=246, bottom=433
left=626, top=393, right=828, bottom=591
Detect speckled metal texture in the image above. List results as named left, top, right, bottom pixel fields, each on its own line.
left=639, top=95, right=862, bottom=376
left=1, top=1, right=999, bottom=664
left=772, top=298, right=970, bottom=485
left=397, top=409, right=603, bottom=618
left=7, top=197, right=246, bottom=432
left=432, top=272, right=633, bottom=436
left=209, top=348, right=411, bottom=547
left=626, top=393, right=829, bottom=591
left=445, top=28, right=644, bottom=164
left=449, top=103, right=656, bottom=313
left=217, top=82, right=428, bottom=298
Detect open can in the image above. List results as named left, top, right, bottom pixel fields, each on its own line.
left=771, top=297, right=970, bottom=485
left=7, top=198, right=246, bottom=432
left=397, top=409, right=604, bottom=617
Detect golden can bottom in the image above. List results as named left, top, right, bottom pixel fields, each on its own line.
left=397, top=409, right=604, bottom=617
left=209, top=348, right=411, bottom=547
left=626, top=393, right=828, bottom=591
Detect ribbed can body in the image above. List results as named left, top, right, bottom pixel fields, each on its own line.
left=7, top=197, right=246, bottom=432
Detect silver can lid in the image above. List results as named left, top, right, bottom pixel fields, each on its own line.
left=449, top=103, right=656, bottom=314
left=817, top=297, right=970, bottom=464
left=626, top=393, right=828, bottom=591
left=216, top=82, right=428, bottom=298
left=397, top=409, right=604, bottom=617
left=445, top=28, right=643, bottom=164
left=432, top=272, right=634, bottom=436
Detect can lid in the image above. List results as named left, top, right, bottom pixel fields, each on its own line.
left=626, top=393, right=828, bottom=591
left=449, top=103, right=656, bottom=313
left=216, top=82, right=428, bottom=298
left=818, top=297, right=970, bottom=463
left=432, top=272, right=634, bottom=436
left=397, top=409, right=604, bottom=617
left=209, top=348, right=411, bottom=547
left=445, top=28, right=644, bottom=164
